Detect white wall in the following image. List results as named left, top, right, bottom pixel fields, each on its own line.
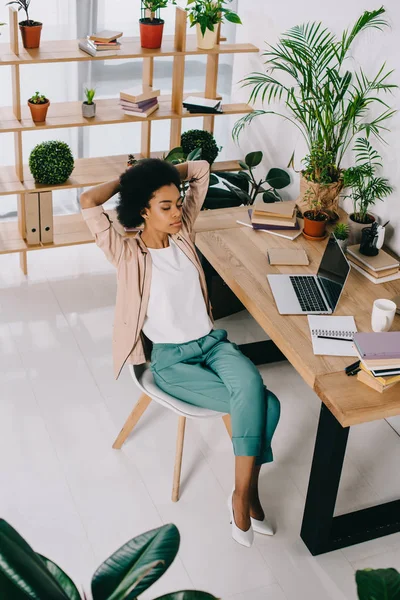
left=228, top=0, right=400, bottom=254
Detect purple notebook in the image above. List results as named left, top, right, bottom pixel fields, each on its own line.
left=353, top=332, right=400, bottom=360
left=248, top=209, right=299, bottom=231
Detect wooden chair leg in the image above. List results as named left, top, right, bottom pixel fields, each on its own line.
left=172, top=416, right=186, bottom=502
left=222, top=414, right=232, bottom=438
left=112, top=393, right=152, bottom=449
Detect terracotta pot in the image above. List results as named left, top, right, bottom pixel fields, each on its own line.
left=196, top=23, right=218, bottom=49
left=82, top=101, right=96, bottom=118
left=303, top=211, right=328, bottom=239
left=28, top=99, right=50, bottom=122
left=297, top=173, right=343, bottom=215
left=19, top=22, right=42, bottom=49
left=347, top=213, right=375, bottom=245
left=140, top=18, right=164, bottom=49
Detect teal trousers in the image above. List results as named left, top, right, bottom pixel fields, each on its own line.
left=150, top=329, right=281, bottom=465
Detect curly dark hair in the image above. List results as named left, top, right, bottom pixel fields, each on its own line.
left=116, top=158, right=181, bottom=228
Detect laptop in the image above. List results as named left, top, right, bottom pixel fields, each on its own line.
left=267, top=234, right=351, bottom=315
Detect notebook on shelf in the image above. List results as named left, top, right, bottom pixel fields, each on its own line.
left=308, top=315, right=358, bottom=356
left=89, top=30, right=123, bottom=42
left=120, top=87, right=160, bottom=104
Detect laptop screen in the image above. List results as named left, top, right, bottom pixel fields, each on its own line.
left=317, top=235, right=350, bottom=311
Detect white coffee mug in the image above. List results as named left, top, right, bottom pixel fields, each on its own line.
left=371, top=299, right=397, bottom=332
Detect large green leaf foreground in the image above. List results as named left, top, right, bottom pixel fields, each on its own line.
left=356, top=568, right=400, bottom=599
left=0, top=520, right=219, bottom=599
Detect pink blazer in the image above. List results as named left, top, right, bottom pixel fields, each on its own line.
left=82, top=160, right=213, bottom=379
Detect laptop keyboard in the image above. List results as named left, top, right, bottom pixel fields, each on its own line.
left=289, top=276, right=328, bottom=312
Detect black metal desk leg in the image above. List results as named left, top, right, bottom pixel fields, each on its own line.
left=300, top=404, right=349, bottom=555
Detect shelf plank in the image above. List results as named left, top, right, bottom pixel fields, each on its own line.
left=0, top=96, right=251, bottom=133
left=0, top=156, right=244, bottom=196
left=0, top=36, right=258, bottom=66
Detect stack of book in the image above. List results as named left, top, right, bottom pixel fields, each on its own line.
left=249, top=199, right=302, bottom=241
left=182, top=96, right=223, bottom=114
left=79, top=30, right=123, bottom=57
left=119, top=87, right=160, bottom=118
left=347, top=245, right=400, bottom=284
left=354, top=332, right=400, bottom=393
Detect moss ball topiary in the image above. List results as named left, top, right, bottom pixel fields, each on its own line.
left=181, top=129, right=220, bottom=165
left=29, top=140, right=74, bottom=185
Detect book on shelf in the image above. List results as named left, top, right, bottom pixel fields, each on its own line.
left=252, top=198, right=296, bottom=219
left=89, top=30, right=123, bottom=43
left=183, top=96, right=223, bottom=114
left=79, top=40, right=119, bottom=57
left=122, top=103, right=159, bottom=118
left=87, top=39, right=121, bottom=51
left=359, top=362, right=400, bottom=386
left=120, top=87, right=160, bottom=104
left=347, top=245, right=400, bottom=271
left=357, top=368, right=399, bottom=393
left=348, top=255, right=399, bottom=279
left=350, top=261, right=400, bottom=284
left=250, top=210, right=298, bottom=229
left=120, top=97, right=158, bottom=111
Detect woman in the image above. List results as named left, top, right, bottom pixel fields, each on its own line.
left=80, top=159, right=280, bottom=547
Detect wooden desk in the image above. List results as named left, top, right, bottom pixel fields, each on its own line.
left=195, top=207, right=400, bottom=555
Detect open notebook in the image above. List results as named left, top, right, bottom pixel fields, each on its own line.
left=308, top=316, right=358, bottom=357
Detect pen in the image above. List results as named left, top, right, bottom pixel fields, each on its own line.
left=317, top=335, right=354, bottom=341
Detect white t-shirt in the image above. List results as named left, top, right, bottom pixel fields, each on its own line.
left=142, top=237, right=213, bottom=344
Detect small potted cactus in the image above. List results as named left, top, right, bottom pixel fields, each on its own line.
left=28, top=90, right=49, bottom=122
left=82, top=87, right=96, bottom=118
left=333, top=222, right=350, bottom=252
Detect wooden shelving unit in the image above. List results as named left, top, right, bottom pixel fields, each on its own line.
left=0, top=5, right=259, bottom=274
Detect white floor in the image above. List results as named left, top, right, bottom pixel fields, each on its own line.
left=1, top=244, right=400, bottom=600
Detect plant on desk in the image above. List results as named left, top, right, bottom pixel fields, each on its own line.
left=343, top=138, right=393, bottom=244
left=356, top=567, right=400, bottom=600
left=233, top=7, right=396, bottom=216
left=333, top=223, right=349, bottom=252
left=28, top=90, right=50, bottom=122
left=82, top=87, right=96, bottom=118
left=6, top=0, right=42, bottom=48
left=186, top=0, right=241, bottom=50
left=29, top=140, right=74, bottom=185
left=0, top=519, right=217, bottom=600
left=140, top=0, right=176, bottom=49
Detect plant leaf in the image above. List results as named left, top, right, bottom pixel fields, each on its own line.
left=164, top=147, right=186, bottom=163
left=0, top=520, right=72, bottom=600
left=107, top=560, right=165, bottom=600
left=356, top=568, right=400, bottom=600
left=91, top=524, right=180, bottom=600
left=224, top=12, right=242, bottom=24
left=217, top=171, right=250, bottom=193
left=154, top=592, right=219, bottom=600
left=186, top=147, right=202, bottom=161
left=38, top=556, right=81, bottom=600
left=262, top=190, right=279, bottom=203
left=238, top=160, right=249, bottom=170
left=209, top=173, right=219, bottom=186
left=245, top=151, right=263, bottom=168
left=221, top=180, right=252, bottom=205
left=265, top=168, right=291, bottom=189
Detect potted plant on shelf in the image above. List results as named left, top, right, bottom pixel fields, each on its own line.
left=140, top=0, right=175, bottom=49
left=186, top=0, right=241, bottom=50
left=181, top=129, right=220, bottom=164
left=333, top=223, right=350, bottom=252
left=27, top=90, right=49, bottom=122
left=29, top=140, right=74, bottom=185
left=82, top=87, right=96, bottom=118
left=6, top=0, right=43, bottom=49
left=233, top=7, right=396, bottom=215
left=343, top=138, right=393, bottom=244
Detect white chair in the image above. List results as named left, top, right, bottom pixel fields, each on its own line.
left=112, top=364, right=232, bottom=502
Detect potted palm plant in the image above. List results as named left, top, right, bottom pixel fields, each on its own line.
left=140, top=0, right=175, bottom=49
left=82, top=87, right=96, bottom=118
left=186, top=0, right=241, bottom=50
left=28, top=90, right=49, bottom=122
left=233, top=7, right=396, bottom=215
left=6, top=0, right=42, bottom=49
left=343, top=138, right=393, bottom=244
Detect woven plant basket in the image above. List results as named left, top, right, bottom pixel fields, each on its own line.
left=297, top=174, right=343, bottom=215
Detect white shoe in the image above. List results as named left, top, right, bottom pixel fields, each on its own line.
left=251, top=515, right=275, bottom=536
left=227, top=490, right=254, bottom=548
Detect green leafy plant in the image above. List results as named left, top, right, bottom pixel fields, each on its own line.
left=356, top=568, right=400, bottom=599
left=208, top=151, right=290, bottom=207
left=29, top=90, right=48, bottom=104
left=141, top=0, right=176, bottom=21
left=343, top=137, right=393, bottom=224
left=0, top=519, right=218, bottom=600
left=181, top=130, right=220, bottom=165
left=29, top=140, right=74, bottom=185
left=5, top=0, right=40, bottom=26
left=0, top=22, right=6, bottom=33
left=333, top=222, right=349, bottom=241
left=186, top=0, right=241, bottom=36
left=84, top=88, right=96, bottom=105
left=233, top=7, right=396, bottom=183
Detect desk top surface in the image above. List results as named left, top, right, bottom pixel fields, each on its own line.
left=195, top=207, right=400, bottom=426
